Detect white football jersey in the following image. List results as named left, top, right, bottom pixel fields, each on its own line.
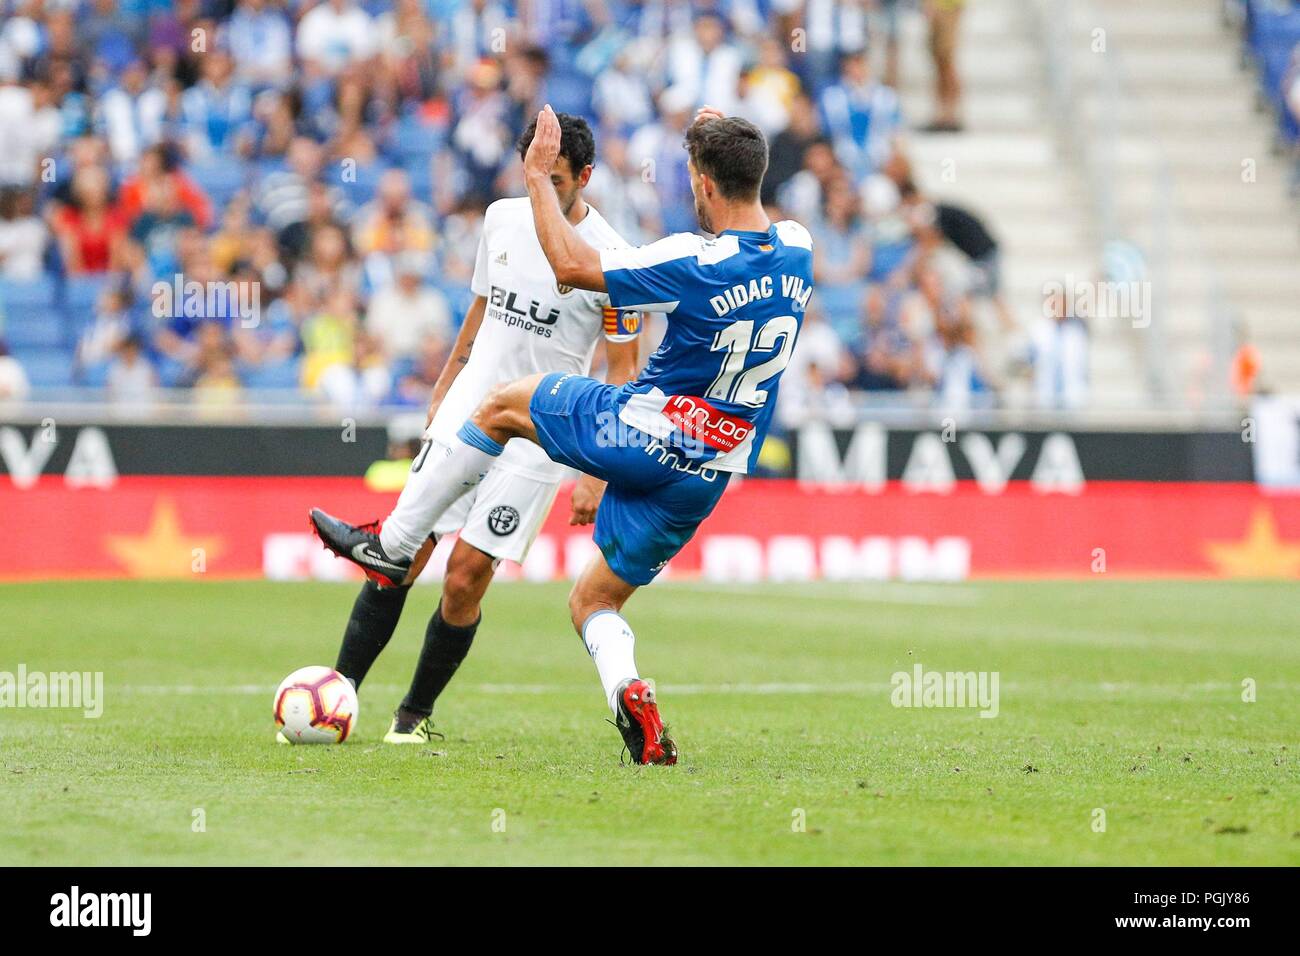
left=428, top=197, right=642, bottom=480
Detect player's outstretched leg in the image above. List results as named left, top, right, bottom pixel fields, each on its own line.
left=385, top=539, right=491, bottom=744
left=332, top=537, right=437, bottom=687
left=336, top=580, right=410, bottom=681
left=309, top=375, right=546, bottom=586
left=570, top=555, right=677, bottom=766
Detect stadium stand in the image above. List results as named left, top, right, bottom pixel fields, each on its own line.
left=0, top=0, right=1289, bottom=416
left=1052, top=0, right=1300, bottom=402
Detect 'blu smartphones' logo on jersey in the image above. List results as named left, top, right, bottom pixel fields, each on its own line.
left=490, top=285, right=560, bottom=326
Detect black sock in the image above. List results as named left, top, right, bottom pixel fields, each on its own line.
left=334, top=580, right=411, bottom=689
left=400, top=603, right=478, bottom=718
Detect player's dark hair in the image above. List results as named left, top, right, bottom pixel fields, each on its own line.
left=516, top=112, right=596, bottom=176
left=683, top=116, right=768, bottom=202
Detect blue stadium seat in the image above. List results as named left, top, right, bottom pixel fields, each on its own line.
left=394, top=117, right=444, bottom=162
left=155, top=357, right=188, bottom=388
left=254, top=156, right=288, bottom=180
left=189, top=162, right=248, bottom=213
left=0, top=276, right=57, bottom=310
left=342, top=162, right=385, bottom=207
left=13, top=346, right=75, bottom=387
left=816, top=282, right=868, bottom=346
left=404, top=158, right=434, bottom=201
left=249, top=384, right=314, bottom=406
left=64, top=274, right=112, bottom=312
left=4, top=308, right=65, bottom=348
left=547, top=42, right=583, bottom=73
left=240, top=358, right=302, bottom=389
left=78, top=360, right=112, bottom=388
left=437, top=281, right=475, bottom=327
left=388, top=355, right=416, bottom=382
left=60, top=308, right=100, bottom=343
left=544, top=72, right=595, bottom=121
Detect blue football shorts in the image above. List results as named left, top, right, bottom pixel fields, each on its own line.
left=529, top=372, right=731, bottom=586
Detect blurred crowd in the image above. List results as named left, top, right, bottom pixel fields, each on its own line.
left=0, top=0, right=1084, bottom=419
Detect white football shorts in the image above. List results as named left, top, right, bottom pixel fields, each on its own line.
left=433, top=463, right=561, bottom=564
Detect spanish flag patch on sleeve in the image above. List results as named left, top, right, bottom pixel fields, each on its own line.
left=603, top=307, right=642, bottom=339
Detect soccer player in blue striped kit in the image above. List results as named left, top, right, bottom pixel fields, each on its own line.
left=312, top=105, right=814, bottom=764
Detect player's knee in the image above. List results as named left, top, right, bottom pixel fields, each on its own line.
left=473, top=383, right=508, bottom=426
left=567, top=585, right=589, bottom=634
left=442, top=560, right=488, bottom=623
left=474, top=383, right=527, bottom=438
left=568, top=584, right=615, bottom=635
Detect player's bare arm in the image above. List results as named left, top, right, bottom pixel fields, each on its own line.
left=424, top=294, right=486, bottom=427
left=523, top=105, right=606, bottom=293
left=569, top=336, right=640, bottom=526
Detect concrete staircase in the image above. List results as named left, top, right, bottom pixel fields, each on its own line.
left=888, top=0, right=1104, bottom=406
left=1083, top=0, right=1300, bottom=397
left=888, top=0, right=1300, bottom=407
left=1049, top=0, right=1299, bottom=400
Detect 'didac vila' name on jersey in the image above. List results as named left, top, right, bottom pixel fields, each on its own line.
left=709, top=274, right=813, bottom=317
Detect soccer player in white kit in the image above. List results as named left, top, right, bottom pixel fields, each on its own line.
left=325, top=114, right=642, bottom=743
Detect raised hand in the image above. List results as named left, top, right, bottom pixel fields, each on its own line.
left=693, top=105, right=726, bottom=126
left=524, top=104, right=562, bottom=180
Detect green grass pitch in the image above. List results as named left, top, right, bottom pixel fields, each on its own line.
left=1, top=579, right=1297, bottom=866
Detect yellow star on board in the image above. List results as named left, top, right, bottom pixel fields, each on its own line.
left=1204, top=507, right=1300, bottom=579
left=104, top=498, right=225, bottom=578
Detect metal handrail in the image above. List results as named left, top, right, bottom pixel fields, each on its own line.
left=1031, top=0, right=1238, bottom=407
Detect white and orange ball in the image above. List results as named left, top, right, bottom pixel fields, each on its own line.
left=273, top=666, right=358, bottom=744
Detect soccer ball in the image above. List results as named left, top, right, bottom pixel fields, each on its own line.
left=273, top=666, right=358, bottom=744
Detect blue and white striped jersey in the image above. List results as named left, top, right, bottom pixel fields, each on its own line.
left=598, top=221, right=815, bottom=474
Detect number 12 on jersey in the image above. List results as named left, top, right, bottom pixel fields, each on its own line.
left=705, top=315, right=799, bottom=408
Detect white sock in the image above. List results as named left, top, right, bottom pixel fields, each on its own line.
left=582, top=611, right=639, bottom=714
left=380, top=422, right=503, bottom=559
